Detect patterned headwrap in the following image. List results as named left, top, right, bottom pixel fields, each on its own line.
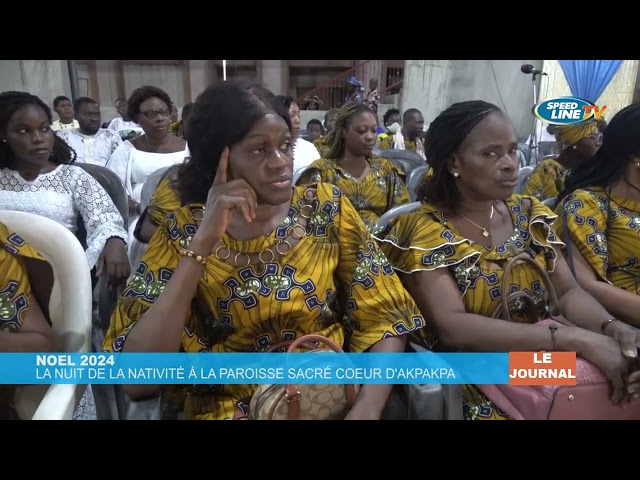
left=555, top=121, right=597, bottom=151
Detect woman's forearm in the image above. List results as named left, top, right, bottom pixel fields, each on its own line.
left=354, top=335, right=406, bottom=416
left=578, top=280, right=640, bottom=327
left=558, top=286, right=618, bottom=333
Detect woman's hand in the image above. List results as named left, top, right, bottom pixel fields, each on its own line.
left=604, top=320, right=640, bottom=359
left=191, top=147, right=258, bottom=252
left=604, top=321, right=640, bottom=400
left=96, top=237, right=131, bottom=289
left=577, top=330, right=632, bottom=404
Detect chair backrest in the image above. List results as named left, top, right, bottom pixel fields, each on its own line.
left=406, top=165, right=429, bottom=201
left=376, top=149, right=426, bottom=177
left=515, top=166, right=534, bottom=194
left=542, top=196, right=557, bottom=209
left=75, top=163, right=129, bottom=231
left=538, top=141, right=560, bottom=159
left=0, top=210, right=92, bottom=419
left=140, top=166, right=171, bottom=211
left=372, top=201, right=422, bottom=236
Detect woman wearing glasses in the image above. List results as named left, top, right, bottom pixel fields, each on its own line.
left=106, top=86, right=189, bottom=268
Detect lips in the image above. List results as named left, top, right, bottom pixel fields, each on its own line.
left=31, top=148, right=50, bottom=155
left=499, top=177, right=519, bottom=187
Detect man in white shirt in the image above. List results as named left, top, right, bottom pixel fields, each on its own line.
left=107, top=97, right=143, bottom=140
left=57, top=97, right=123, bottom=167
left=50, top=96, right=79, bottom=131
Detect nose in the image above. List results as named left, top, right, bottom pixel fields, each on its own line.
left=500, top=153, right=518, bottom=172
left=32, top=130, right=45, bottom=144
left=267, top=149, right=290, bottom=170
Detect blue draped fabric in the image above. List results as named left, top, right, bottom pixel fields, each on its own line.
left=559, top=60, right=623, bottom=103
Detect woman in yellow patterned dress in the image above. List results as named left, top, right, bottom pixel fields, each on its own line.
left=102, top=81, right=425, bottom=420
left=377, top=100, right=640, bottom=420
left=523, top=121, right=601, bottom=202
left=297, top=102, right=410, bottom=232
left=555, top=103, right=640, bottom=328
left=134, top=165, right=182, bottom=243
left=0, top=221, right=54, bottom=418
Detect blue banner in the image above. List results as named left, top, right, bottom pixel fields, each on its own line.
left=0, top=352, right=509, bottom=385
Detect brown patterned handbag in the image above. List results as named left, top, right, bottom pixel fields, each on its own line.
left=247, top=334, right=360, bottom=420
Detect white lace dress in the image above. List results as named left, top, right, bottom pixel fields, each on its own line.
left=0, top=164, right=128, bottom=269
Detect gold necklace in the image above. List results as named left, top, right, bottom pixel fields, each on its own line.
left=457, top=205, right=494, bottom=238
left=190, top=187, right=316, bottom=273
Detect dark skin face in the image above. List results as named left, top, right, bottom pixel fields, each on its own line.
left=76, top=102, right=102, bottom=135
left=3, top=104, right=56, bottom=174
left=54, top=99, right=74, bottom=123
left=227, top=113, right=294, bottom=207
left=306, top=123, right=323, bottom=142
left=342, top=111, right=377, bottom=158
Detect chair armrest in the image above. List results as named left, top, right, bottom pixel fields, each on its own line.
left=31, top=383, right=78, bottom=420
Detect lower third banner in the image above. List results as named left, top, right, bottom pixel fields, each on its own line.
left=0, top=352, right=512, bottom=385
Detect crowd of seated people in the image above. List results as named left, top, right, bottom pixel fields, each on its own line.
left=1, top=76, right=640, bottom=421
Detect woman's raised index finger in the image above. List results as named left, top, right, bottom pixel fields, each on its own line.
left=213, top=147, right=230, bottom=185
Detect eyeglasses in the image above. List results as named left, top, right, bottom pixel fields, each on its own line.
left=140, top=108, right=171, bottom=119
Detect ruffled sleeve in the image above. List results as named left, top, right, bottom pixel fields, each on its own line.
left=525, top=195, right=565, bottom=273
left=378, top=204, right=482, bottom=296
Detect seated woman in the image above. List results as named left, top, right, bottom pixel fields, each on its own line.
left=523, top=121, right=600, bottom=202
left=555, top=103, right=640, bottom=328
left=0, top=221, right=54, bottom=419
left=102, top=81, right=424, bottom=421
left=378, top=100, right=640, bottom=420
left=105, top=86, right=188, bottom=263
left=0, top=91, right=130, bottom=293
left=297, top=102, right=410, bottom=232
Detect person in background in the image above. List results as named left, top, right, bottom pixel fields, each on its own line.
left=344, top=76, right=363, bottom=104
left=379, top=108, right=426, bottom=160
left=108, top=98, right=142, bottom=141
left=554, top=103, right=640, bottom=328
left=170, top=103, right=193, bottom=140
left=305, top=118, right=324, bottom=142
left=365, top=78, right=381, bottom=116
left=50, top=96, right=79, bottom=132
left=275, top=95, right=320, bottom=172
left=313, top=109, right=338, bottom=157
left=56, top=97, right=123, bottom=167
left=297, top=102, right=410, bottom=232
left=523, top=121, right=600, bottom=203
left=376, top=108, right=401, bottom=144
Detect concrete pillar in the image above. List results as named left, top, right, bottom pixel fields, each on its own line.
left=0, top=60, right=72, bottom=108
left=260, top=60, right=286, bottom=96
left=400, top=60, right=453, bottom=124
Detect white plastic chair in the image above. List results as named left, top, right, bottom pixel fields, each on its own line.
left=0, top=211, right=92, bottom=420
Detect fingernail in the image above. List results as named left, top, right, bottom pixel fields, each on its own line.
left=634, top=393, right=640, bottom=400
left=625, top=350, right=637, bottom=357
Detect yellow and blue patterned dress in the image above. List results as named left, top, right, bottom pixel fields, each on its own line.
left=297, top=158, right=410, bottom=232
left=379, top=195, right=563, bottom=420
left=146, top=166, right=182, bottom=227
left=523, top=157, right=568, bottom=202
left=555, top=187, right=640, bottom=293
left=103, top=183, right=425, bottom=420
left=0, top=222, right=44, bottom=417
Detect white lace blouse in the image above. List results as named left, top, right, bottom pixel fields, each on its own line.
left=0, top=164, right=128, bottom=269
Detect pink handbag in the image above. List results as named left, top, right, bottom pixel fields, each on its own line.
left=477, top=253, right=640, bottom=420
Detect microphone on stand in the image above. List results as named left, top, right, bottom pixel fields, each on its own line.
left=521, top=64, right=547, bottom=76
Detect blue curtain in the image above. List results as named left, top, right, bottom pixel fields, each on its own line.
left=559, top=60, right=623, bottom=104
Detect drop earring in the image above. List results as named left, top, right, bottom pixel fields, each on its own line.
left=453, top=172, right=459, bottom=178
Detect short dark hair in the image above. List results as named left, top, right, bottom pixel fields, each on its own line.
left=53, top=95, right=71, bottom=108
left=126, top=86, right=173, bottom=121
left=73, top=96, right=98, bottom=113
